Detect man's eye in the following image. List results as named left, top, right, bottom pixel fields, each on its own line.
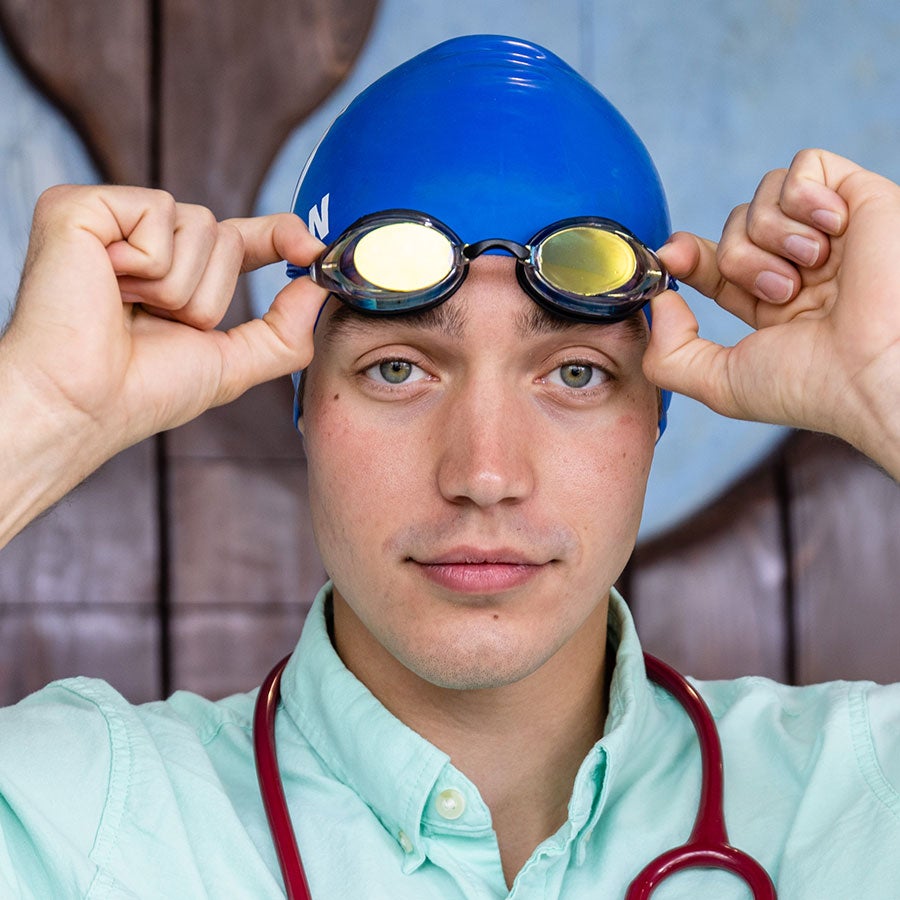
left=365, top=359, right=426, bottom=384
left=547, top=363, right=605, bottom=389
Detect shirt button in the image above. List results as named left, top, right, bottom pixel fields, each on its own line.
left=398, top=830, right=414, bottom=854
left=435, top=788, right=466, bottom=820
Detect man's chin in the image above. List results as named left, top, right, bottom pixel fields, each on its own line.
left=394, top=630, right=555, bottom=692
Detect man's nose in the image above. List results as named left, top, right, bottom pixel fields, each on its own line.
left=436, top=379, right=535, bottom=508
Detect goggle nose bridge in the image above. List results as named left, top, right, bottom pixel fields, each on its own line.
left=463, top=238, right=530, bottom=261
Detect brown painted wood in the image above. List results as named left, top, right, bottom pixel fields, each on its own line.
left=0, top=0, right=151, bottom=185
left=168, top=458, right=324, bottom=610
left=0, top=608, right=161, bottom=704
left=786, top=431, right=900, bottom=684
left=171, top=607, right=311, bottom=699
left=0, top=443, right=159, bottom=704
left=159, top=0, right=379, bottom=217
left=168, top=458, right=326, bottom=694
left=629, top=454, right=788, bottom=681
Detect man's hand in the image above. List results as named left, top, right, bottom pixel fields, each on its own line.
left=0, top=184, right=327, bottom=545
left=644, top=149, right=900, bottom=479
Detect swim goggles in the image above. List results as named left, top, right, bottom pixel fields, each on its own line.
left=307, top=210, right=674, bottom=323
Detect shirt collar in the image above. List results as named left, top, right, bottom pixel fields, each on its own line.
left=278, top=584, right=448, bottom=868
left=277, top=583, right=663, bottom=870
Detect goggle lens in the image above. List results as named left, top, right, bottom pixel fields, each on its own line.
left=354, top=222, right=454, bottom=291
left=536, top=227, right=637, bottom=296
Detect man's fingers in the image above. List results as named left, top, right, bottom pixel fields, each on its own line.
left=116, top=205, right=231, bottom=310
left=82, top=187, right=179, bottom=280
left=133, top=222, right=245, bottom=329
left=657, top=231, right=723, bottom=296
left=228, top=212, right=325, bottom=273
left=743, top=169, right=833, bottom=273
left=118, top=211, right=323, bottom=331
left=658, top=232, right=764, bottom=326
left=778, top=148, right=854, bottom=234
left=717, top=202, right=804, bottom=306
left=642, top=289, right=739, bottom=417
left=214, top=275, right=327, bottom=403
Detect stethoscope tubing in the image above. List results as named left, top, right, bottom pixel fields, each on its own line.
left=253, top=652, right=777, bottom=899
left=253, top=654, right=311, bottom=900
left=627, top=655, right=777, bottom=899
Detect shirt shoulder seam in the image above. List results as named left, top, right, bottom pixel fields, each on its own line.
left=51, top=679, right=134, bottom=899
left=848, top=681, right=900, bottom=819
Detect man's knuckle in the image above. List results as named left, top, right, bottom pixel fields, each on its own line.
left=745, top=204, right=780, bottom=241
left=716, top=242, right=751, bottom=280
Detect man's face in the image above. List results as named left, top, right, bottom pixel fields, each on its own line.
left=301, top=257, right=658, bottom=692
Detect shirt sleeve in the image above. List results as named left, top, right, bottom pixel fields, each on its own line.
left=0, top=679, right=121, bottom=898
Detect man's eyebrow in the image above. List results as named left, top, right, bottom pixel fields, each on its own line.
left=319, top=297, right=648, bottom=346
left=320, top=301, right=469, bottom=345
left=514, top=303, right=649, bottom=344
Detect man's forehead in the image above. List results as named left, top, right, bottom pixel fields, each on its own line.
left=318, top=299, right=649, bottom=347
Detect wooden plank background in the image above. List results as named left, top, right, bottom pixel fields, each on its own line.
left=1, top=1, right=898, bottom=706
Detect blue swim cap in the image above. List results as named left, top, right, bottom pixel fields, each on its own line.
left=290, top=34, right=673, bottom=431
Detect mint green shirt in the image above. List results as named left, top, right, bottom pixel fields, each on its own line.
left=1, top=585, right=899, bottom=898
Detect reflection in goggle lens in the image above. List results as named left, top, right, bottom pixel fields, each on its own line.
left=354, top=222, right=454, bottom=291
left=537, top=227, right=637, bottom=295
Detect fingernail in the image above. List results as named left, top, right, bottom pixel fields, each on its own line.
left=783, top=234, right=819, bottom=267
left=811, top=208, right=843, bottom=234
left=755, top=270, right=794, bottom=303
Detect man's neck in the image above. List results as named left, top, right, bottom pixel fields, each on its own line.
left=330, top=591, right=611, bottom=887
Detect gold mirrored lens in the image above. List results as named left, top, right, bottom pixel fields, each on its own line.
left=353, top=222, right=454, bottom=292
left=537, top=227, right=637, bottom=295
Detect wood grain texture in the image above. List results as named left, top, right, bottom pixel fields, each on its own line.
left=0, top=443, right=159, bottom=703
left=171, top=607, right=311, bottom=698
left=168, top=457, right=326, bottom=693
left=0, top=608, right=161, bottom=704
left=629, top=456, right=788, bottom=681
left=786, top=431, right=900, bottom=684
left=159, top=0, right=379, bottom=215
left=0, top=0, right=151, bottom=184
left=0, top=0, right=158, bottom=704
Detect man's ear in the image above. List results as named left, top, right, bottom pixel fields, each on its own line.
left=293, top=370, right=306, bottom=438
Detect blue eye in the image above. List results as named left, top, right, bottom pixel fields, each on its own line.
left=365, top=359, right=428, bottom=385
left=546, top=362, right=606, bottom=389
left=559, top=363, right=593, bottom=388
left=380, top=360, right=413, bottom=383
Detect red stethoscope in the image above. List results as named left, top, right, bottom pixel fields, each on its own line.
left=253, top=652, right=777, bottom=899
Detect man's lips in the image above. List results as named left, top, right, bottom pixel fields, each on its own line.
left=410, top=547, right=552, bottom=594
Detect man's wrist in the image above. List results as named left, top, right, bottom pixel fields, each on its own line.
left=0, top=352, right=109, bottom=548
left=842, top=348, right=900, bottom=481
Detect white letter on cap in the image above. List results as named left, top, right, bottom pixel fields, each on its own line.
left=308, top=193, right=330, bottom=241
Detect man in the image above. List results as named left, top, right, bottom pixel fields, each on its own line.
left=0, top=35, right=898, bottom=898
